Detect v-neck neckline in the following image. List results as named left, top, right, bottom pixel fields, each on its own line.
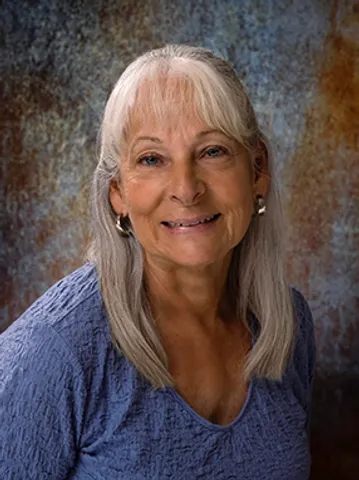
left=167, top=378, right=255, bottom=431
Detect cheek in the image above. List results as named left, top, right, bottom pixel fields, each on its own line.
left=217, top=178, right=255, bottom=235
left=122, top=175, right=162, bottom=220
left=229, top=195, right=254, bottom=230
left=219, top=174, right=254, bottom=212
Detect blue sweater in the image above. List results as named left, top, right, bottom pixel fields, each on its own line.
left=0, top=264, right=315, bottom=479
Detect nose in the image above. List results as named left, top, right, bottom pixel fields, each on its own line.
left=169, top=161, right=205, bottom=206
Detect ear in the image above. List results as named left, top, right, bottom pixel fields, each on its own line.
left=109, top=180, right=128, bottom=216
left=252, top=142, right=270, bottom=197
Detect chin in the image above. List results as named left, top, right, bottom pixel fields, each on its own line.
left=167, top=247, right=229, bottom=269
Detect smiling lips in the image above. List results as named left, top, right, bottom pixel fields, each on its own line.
left=162, top=213, right=221, bottom=228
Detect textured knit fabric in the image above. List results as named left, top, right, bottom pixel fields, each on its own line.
left=0, top=263, right=316, bottom=480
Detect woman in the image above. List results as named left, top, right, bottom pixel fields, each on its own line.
left=0, top=45, right=316, bottom=479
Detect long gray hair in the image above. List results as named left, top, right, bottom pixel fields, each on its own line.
left=87, top=44, right=294, bottom=388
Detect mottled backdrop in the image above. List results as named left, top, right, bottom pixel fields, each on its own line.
left=1, top=0, right=358, bottom=478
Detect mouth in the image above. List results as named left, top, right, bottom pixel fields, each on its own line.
left=162, top=213, right=221, bottom=229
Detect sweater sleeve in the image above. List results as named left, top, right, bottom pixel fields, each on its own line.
left=0, top=320, right=86, bottom=480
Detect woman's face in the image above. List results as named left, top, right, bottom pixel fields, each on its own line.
left=110, top=84, right=268, bottom=270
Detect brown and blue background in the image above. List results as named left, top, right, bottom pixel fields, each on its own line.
left=1, top=0, right=358, bottom=478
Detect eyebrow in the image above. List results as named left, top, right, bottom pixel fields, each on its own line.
left=195, top=129, right=221, bottom=139
left=130, top=129, right=223, bottom=150
left=133, top=136, right=162, bottom=145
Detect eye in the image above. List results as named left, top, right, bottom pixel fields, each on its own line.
left=138, top=154, right=161, bottom=167
left=203, top=146, right=229, bottom=158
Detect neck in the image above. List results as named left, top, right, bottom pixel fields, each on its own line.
left=144, top=253, right=234, bottom=332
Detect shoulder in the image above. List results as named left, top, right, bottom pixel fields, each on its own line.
left=291, top=287, right=316, bottom=371
left=19, top=262, right=104, bottom=329
left=0, top=264, right=112, bottom=476
left=291, top=288, right=315, bottom=335
left=2, top=263, right=114, bottom=378
left=287, top=287, right=316, bottom=412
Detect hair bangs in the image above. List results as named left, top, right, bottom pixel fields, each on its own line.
left=103, top=56, right=259, bottom=167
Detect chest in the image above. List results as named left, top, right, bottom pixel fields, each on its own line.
left=163, top=321, right=251, bottom=426
left=73, top=371, right=310, bottom=480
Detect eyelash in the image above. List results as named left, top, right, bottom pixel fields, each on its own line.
left=138, top=154, right=163, bottom=167
left=137, top=146, right=229, bottom=167
left=201, top=145, right=229, bottom=158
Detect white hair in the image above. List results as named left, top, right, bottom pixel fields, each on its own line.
left=87, top=44, right=295, bottom=388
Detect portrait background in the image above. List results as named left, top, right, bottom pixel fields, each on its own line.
left=1, top=0, right=358, bottom=478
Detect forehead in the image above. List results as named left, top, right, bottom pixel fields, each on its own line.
left=127, top=75, right=200, bottom=135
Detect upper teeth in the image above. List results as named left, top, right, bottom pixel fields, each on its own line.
left=167, top=215, right=217, bottom=228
